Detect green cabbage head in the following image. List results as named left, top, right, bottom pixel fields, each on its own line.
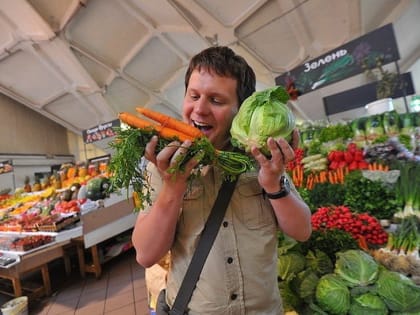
left=335, top=249, right=379, bottom=287
left=349, top=293, right=388, bottom=315
left=277, top=251, right=306, bottom=281
left=316, top=274, right=351, bottom=314
left=230, top=86, right=295, bottom=155
left=376, top=267, right=420, bottom=312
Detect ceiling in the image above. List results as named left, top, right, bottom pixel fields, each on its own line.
left=0, top=0, right=419, bottom=136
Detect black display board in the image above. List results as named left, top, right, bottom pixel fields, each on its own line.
left=323, top=72, right=414, bottom=116
left=275, top=23, right=400, bottom=96
left=82, top=119, right=120, bottom=144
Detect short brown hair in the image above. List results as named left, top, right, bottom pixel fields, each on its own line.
left=185, top=46, right=256, bottom=106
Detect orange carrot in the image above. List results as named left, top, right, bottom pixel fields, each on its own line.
left=328, top=171, right=334, bottom=184
left=338, top=168, right=344, bottom=183
left=306, top=174, right=313, bottom=189
left=119, top=112, right=193, bottom=142
left=357, top=235, right=369, bottom=251
left=292, top=169, right=298, bottom=186
left=320, top=171, right=327, bottom=183
left=136, top=107, right=204, bottom=139
left=299, top=166, right=304, bottom=184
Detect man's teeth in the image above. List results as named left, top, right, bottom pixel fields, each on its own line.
left=194, top=121, right=211, bottom=130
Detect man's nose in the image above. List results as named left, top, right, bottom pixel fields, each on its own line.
left=194, top=97, right=210, bottom=114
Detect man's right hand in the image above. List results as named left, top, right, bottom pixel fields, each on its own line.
left=144, top=135, right=199, bottom=187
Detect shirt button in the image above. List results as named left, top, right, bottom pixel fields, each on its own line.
left=227, top=257, right=233, bottom=264
left=230, top=293, right=237, bottom=300
left=223, top=221, right=228, bottom=227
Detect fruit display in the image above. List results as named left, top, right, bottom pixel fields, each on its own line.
left=0, top=161, right=112, bottom=238
left=0, top=234, right=54, bottom=252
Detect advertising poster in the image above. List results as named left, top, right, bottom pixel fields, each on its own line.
left=275, top=23, right=400, bottom=96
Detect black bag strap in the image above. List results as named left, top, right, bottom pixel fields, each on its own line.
left=169, top=178, right=238, bottom=315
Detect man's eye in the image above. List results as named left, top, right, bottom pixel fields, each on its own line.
left=190, top=95, right=199, bottom=100
left=211, top=98, right=222, bottom=104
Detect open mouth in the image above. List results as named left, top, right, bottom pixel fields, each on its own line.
left=193, top=120, right=212, bottom=132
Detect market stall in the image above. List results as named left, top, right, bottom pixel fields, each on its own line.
left=0, top=159, right=138, bottom=299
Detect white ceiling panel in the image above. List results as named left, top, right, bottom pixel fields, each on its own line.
left=0, top=0, right=54, bottom=41
left=195, top=0, right=266, bottom=27
left=163, top=31, right=207, bottom=58
left=64, top=0, right=150, bottom=69
left=71, top=48, right=114, bottom=89
left=0, top=49, right=67, bottom=106
left=104, top=77, right=150, bottom=114
left=238, top=13, right=304, bottom=72
left=124, top=37, right=183, bottom=90
left=27, top=0, right=80, bottom=32
left=44, top=92, right=112, bottom=131
left=0, top=17, right=16, bottom=56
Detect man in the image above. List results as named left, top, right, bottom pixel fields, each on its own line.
left=132, top=46, right=311, bottom=314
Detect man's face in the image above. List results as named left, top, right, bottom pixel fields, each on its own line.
left=182, top=68, right=239, bottom=150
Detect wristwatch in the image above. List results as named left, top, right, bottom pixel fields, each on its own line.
left=263, top=175, right=291, bottom=199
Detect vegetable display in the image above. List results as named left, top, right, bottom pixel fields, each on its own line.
left=230, top=86, right=295, bottom=156
left=343, top=170, right=401, bottom=220
left=311, top=205, right=388, bottom=247
left=372, top=215, right=420, bottom=277
left=108, top=109, right=255, bottom=210
left=313, top=250, right=420, bottom=314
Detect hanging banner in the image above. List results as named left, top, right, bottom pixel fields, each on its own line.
left=275, top=23, right=400, bottom=96
left=82, top=119, right=120, bottom=144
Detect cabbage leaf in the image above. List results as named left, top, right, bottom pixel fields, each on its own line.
left=349, top=292, right=388, bottom=315
left=277, top=251, right=306, bottom=281
left=334, top=249, right=379, bottom=287
left=376, top=267, right=420, bottom=312
left=316, top=274, right=351, bottom=314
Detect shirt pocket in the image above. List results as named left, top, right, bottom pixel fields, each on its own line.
left=178, top=183, right=206, bottom=236
left=236, top=177, right=276, bottom=230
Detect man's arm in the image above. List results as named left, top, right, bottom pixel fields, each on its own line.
left=251, top=132, right=312, bottom=242
left=132, top=136, right=199, bottom=267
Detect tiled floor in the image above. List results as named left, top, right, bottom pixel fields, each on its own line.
left=0, top=249, right=151, bottom=315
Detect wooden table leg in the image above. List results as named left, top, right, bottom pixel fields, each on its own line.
left=91, top=245, right=102, bottom=278
left=40, top=264, right=51, bottom=296
left=11, top=278, right=22, bottom=297
left=76, top=242, right=86, bottom=278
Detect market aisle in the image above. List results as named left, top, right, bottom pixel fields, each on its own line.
left=0, top=248, right=151, bottom=315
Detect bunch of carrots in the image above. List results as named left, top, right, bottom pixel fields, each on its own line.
left=367, top=162, right=389, bottom=171
left=119, top=108, right=203, bottom=142
left=108, top=108, right=255, bottom=211
left=291, top=166, right=349, bottom=190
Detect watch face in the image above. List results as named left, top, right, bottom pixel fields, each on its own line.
left=281, top=176, right=290, bottom=192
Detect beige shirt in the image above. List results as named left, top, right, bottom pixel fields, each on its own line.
left=145, top=165, right=286, bottom=315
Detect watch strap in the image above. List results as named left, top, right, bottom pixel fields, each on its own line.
left=263, top=176, right=290, bottom=199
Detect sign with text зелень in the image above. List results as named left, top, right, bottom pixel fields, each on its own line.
left=275, top=23, right=400, bottom=96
